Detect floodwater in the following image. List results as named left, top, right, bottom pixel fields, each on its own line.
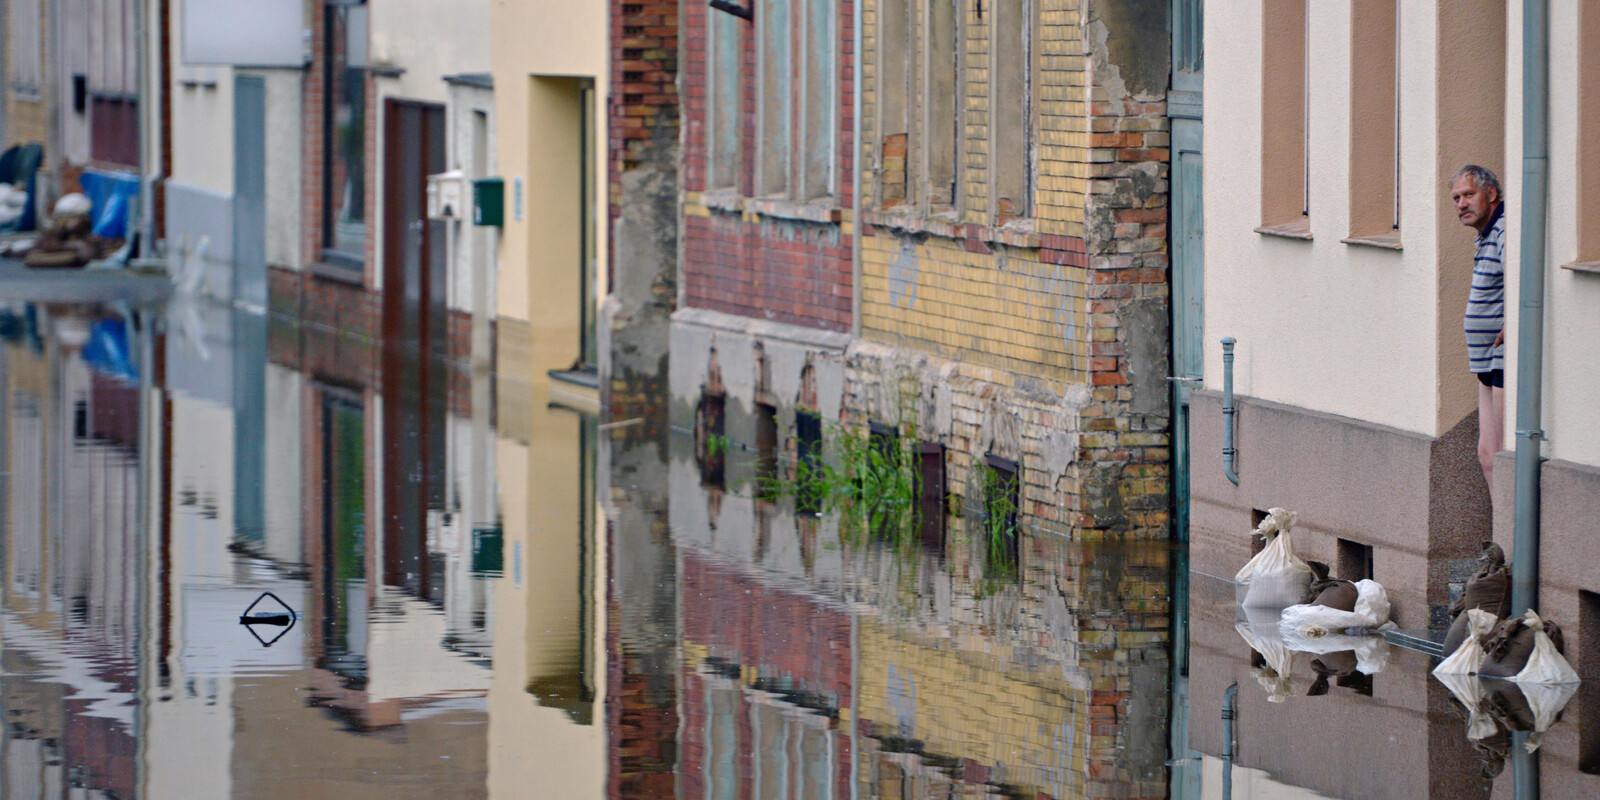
left=0, top=290, right=1589, bottom=799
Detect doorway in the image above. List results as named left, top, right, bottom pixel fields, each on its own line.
left=527, top=77, right=598, bottom=382
left=380, top=98, right=448, bottom=597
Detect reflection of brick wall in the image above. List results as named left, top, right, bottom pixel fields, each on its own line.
left=678, top=0, right=856, bottom=332
left=677, top=552, right=854, bottom=799
left=64, top=698, right=138, bottom=799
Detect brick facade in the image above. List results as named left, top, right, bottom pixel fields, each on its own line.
left=845, top=0, right=1171, bottom=540
left=678, top=0, right=857, bottom=332
left=301, top=3, right=378, bottom=285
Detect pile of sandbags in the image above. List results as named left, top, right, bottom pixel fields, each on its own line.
left=1233, top=509, right=1395, bottom=698
left=0, top=183, right=27, bottom=228
left=20, top=194, right=122, bottom=268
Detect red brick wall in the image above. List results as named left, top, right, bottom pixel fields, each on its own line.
left=679, top=0, right=856, bottom=333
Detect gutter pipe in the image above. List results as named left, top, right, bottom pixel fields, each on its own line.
left=1221, top=337, right=1239, bottom=485
left=849, top=0, right=863, bottom=340
left=1221, top=682, right=1238, bottom=800
left=1511, top=0, right=1549, bottom=797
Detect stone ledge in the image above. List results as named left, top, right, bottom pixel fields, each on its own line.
left=1255, top=220, right=1313, bottom=240
left=671, top=306, right=853, bottom=351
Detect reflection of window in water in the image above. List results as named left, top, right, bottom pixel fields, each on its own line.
left=321, top=389, right=368, bottom=682
left=752, top=700, right=834, bottom=799
left=705, top=685, right=740, bottom=800
left=323, top=3, right=367, bottom=265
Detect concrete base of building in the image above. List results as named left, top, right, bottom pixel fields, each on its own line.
left=1188, top=391, right=1489, bottom=630
left=668, top=306, right=852, bottom=441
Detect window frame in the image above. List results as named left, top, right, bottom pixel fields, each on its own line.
left=321, top=0, right=370, bottom=272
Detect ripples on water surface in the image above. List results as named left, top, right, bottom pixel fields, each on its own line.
left=0, top=298, right=1589, bottom=798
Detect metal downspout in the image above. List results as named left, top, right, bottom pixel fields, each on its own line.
left=1221, top=682, right=1238, bottom=800
left=1221, top=337, right=1239, bottom=484
left=1511, top=1, right=1549, bottom=797
left=849, top=0, right=863, bottom=340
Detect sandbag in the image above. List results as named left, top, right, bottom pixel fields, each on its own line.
left=1235, top=508, right=1312, bottom=608
left=1306, top=650, right=1359, bottom=696
left=1279, top=579, right=1392, bottom=640
left=1281, top=624, right=1391, bottom=675
left=1444, top=542, right=1512, bottom=655
left=1482, top=679, right=1578, bottom=753
left=1480, top=610, right=1576, bottom=682
left=1436, top=669, right=1500, bottom=742
left=1236, top=605, right=1295, bottom=703
left=1434, top=608, right=1498, bottom=676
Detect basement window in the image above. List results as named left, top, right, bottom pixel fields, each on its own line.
left=696, top=391, right=726, bottom=486
left=982, top=454, right=1020, bottom=575
left=917, top=442, right=947, bottom=554
left=1581, top=590, right=1600, bottom=775
left=795, top=409, right=823, bottom=515
left=1337, top=538, right=1373, bottom=582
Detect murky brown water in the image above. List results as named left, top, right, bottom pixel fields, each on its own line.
left=0, top=294, right=1587, bottom=799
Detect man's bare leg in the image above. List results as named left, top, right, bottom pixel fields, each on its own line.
left=1478, top=382, right=1506, bottom=493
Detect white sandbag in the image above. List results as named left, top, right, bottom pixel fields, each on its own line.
left=54, top=192, right=92, bottom=217
left=1520, top=680, right=1579, bottom=753
left=1279, top=579, right=1391, bottom=637
left=1280, top=626, right=1393, bottom=675
left=1434, top=608, right=1497, bottom=676
left=1236, top=605, right=1295, bottom=703
left=1435, top=670, right=1498, bottom=741
left=1512, top=610, right=1580, bottom=685
left=1235, top=508, right=1312, bottom=608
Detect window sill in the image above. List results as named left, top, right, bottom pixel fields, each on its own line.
left=1255, top=220, right=1312, bottom=240
left=310, top=258, right=365, bottom=286
left=1560, top=260, right=1600, bottom=275
left=548, top=367, right=599, bottom=389
left=862, top=209, right=1041, bottom=248
left=1341, top=232, right=1402, bottom=250
left=745, top=195, right=842, bottom=224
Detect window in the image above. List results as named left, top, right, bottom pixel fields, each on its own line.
left=756, top=0, right=834, bottom=199
left=323, top=1, right=369, bottom=266
left=9, top=0, right=42, bottom=93
left=992, top=0, right=1032, bottom=222
left=1260, top=0, right=1308, bottom=232
left=877, top=0, right=960, bottom=212
left=707, top=8, right=742, bottom=189
left=1347, top=0, right=1399, bottom=242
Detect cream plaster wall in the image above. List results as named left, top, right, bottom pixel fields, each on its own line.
left=1514, top=0, right=1600, bottom=467
left=489, top=0, right=609, bottom=340
left=1204, top=0, right=1446, bottom=437
left=369, top=0, right=490, bottom=106
left=167, top=0, right=238, bottom=192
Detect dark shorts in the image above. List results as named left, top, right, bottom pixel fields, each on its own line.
left=1477, top=369, right=1504, bottom=388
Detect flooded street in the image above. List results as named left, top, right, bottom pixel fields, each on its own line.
left=0, top=293, right=1588, bottom=799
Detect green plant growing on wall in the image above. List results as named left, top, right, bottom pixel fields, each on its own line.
left=757, top=418, right=926, bottom=550
left=973, top=459, right=1020, bottom=583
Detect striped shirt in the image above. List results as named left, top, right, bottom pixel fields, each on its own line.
left=1465, top=204, right=1505, bottom=374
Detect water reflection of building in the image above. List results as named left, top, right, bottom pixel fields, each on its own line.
left=667, top=431, right=1170, bottom=799
left=489, top=381, right=608, bottom=796
left=1185, top=574, right=1493, bottom=800
left=1, top=312, right=142, bottom=800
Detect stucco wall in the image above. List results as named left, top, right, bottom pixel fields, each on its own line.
left=369, top=0, right=490, bottom=106
left=490, top=0, right=610, bottom=333
left=1203, top=0, right=1450, bottom=437
left=1533, top=0, right=1600, bottom=467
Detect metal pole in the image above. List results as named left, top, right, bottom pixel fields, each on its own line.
left=1221, top=682, right=1238, bottom=800
left=1511, top=0, right=1550, bottom=797
left=1221, top=337, right=1239, bottom=485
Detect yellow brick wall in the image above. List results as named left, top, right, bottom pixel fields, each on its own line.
left=860, top=0, right=1092, bottom=385
left=858, top=620, right=1091, bottom=798
left=860, top=235, right=1089, bottom=386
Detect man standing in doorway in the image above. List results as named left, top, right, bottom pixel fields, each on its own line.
left=1451, top=164, right=1506, bottom=493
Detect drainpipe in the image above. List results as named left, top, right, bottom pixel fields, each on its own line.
left=1221, top=337, right=1239, bottom=485
left=849, top=0, right=863, bottom=340
left=1511, top=1, right=1549, bottom=797
left=1221, top=682, right=1238, bottom=800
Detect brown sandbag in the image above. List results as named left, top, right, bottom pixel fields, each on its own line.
left=1479, top=616, right=1566, bottom=679
left=1443, top=542, right=1512, bottom=655
left=1471, top=728, right=1511, bottom=780
left=1298, top=561, right=1359, bottom=611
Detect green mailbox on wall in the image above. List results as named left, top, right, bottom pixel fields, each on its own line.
left=473, top=177, right=504, bottom=227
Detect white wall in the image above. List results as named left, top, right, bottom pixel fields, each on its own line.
left=1203, top=0, right=1446, bottom=437
left=1522, top=0, right=1600, bottom=466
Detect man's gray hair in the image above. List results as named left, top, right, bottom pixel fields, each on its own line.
left=1451, top=164, right=1504, bottom=201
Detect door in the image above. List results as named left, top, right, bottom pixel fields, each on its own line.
left=381, top=99, right=448, bottom=597
left=1167, top=1, right=1205, bottom=797
left=233, top=75, right=267, bottom=308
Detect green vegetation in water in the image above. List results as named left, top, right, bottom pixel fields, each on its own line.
left=973, top=460, right=1020, bottom=584
left=758, top=418, right=924, bottom=550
